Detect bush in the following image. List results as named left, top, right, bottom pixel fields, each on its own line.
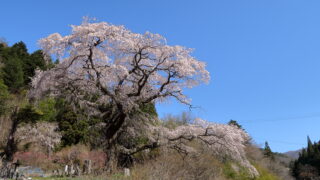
left=139, top=103, right=158, bottom=117
left=56, top=105, right=90, bottom=147
left=37, top=97, right=58, bottom=122
left=0, top=80, right=10, bottom=115
left=17, top=104, right=43, bottom=124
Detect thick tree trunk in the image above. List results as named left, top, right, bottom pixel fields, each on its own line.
left=104, top=110, right=127, bottom=173
left=0, top=161, right=19, bottom=179
left=2, top=106, right=19, bottom=162
left=0, top=107, right=20, bottom=178
left=105, top=145, right=118, bottom=174
left=104, top=111, right=126, bottom=140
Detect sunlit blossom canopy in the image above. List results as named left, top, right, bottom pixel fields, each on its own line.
left=30, top=20, right=209, bottom=112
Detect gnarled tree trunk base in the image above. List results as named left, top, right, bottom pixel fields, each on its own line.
left=0, top=159, right=19, bottom=179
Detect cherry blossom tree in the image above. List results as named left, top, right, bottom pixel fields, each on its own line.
left=161, top=119, right=259, bottom=177
left=16, top=122, right=61, bottom=156
left=30, top=18, right=211, bottom=171
left=30, top=21, right=209, bottom=135
left=28, top=19, right=261, bottom=177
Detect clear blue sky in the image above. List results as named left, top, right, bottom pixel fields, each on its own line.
left=2, top=0, right=320, bottom=152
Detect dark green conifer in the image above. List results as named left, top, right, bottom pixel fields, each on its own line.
left=2, top=55, right=24, bottom=93
left=307, top=136, right=314, bottom=156
left=263, top=141, right=273, bottom=158
left=228, top=119, right=242, bottom=129
left=11, top=41, right=28, bottom=59
left=24, top=50, right=48, bottom=85
left=292, top=137, right=320, bottom=179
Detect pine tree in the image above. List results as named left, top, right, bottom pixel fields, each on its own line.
left=228, top=120, right=243, bottom=129
left=11, top=41, right=31, bottom=86
left=0, top=41, right=51, bottom=90
left=0, top=42, right=26, bottom=91
left=307, top=136, right=314, bottom=156
left=263, top=141, right=273, bottom=158
left=11, top=41, right=28, bottom=59
left=292, top=137, right=320, bottom=179
left=24, top=50, right=48, bottom=85
left=2, top=55, right=24, bottom=93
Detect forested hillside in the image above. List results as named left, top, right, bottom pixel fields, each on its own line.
left=291, top=137, right=320, bottom=179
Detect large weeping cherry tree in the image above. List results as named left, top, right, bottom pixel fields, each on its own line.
left=31, top=20, right=208, bottom=134
left=29, top=18, right=209, bottom=170
left=29, top=19, right=258, bottom=177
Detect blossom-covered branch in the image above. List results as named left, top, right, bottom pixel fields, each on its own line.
left=30, top=20, right=210, bottom=114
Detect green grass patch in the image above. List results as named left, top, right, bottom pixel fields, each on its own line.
left=223, top=162, right=281, bottom=180
left=254, top=164, right=281, bottom=180
left=223, top=162, right=253, bottom=180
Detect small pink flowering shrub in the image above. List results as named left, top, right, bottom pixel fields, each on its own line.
left=14, top=151, right=59, bottom=170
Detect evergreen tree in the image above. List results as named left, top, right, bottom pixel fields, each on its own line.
left=24, top=50, right=48, bottom=85
left=2, top=55, right=24, bottom=93
left=307, top=136, right=314, bottom=156
left=292, top=137, right=320, bottom=179
left=11, top=41, right=28, bottom=59
left=0, top=41, right=51, bottom=90
left=263, top=141, right=273, bottom=158
left=56, top=104, right=90, bottom=146
left=0, top=43, right=26, bottom=92
left=228, top=120, right=243, bottom=129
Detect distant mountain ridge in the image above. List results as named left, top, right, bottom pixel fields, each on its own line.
left=284, top=149, right=302, bottom=159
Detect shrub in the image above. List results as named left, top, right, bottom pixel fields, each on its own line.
left=37, top=97, right=58, bottom=122
left=17, top=104, right=43, bottom=124
left=14, top=151, right=59, bottom=170
left=0, top=79, right=10, bottom=115
left=139, top=103, right=158, bottom=117
left=56, top=105, right=90, bottom=147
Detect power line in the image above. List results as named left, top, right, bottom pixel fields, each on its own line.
left=238, top=112, right=320, bottom=124
left=253, top=138, right=305, bottom=146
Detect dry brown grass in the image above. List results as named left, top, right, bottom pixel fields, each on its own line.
left=0, top=93, right=29, bottom=150
left=245, top=144, right=294, bottom=180
left=0, top=115, right=11, bottom=150
left=129, top=149, right=226, bottom=180
left=54, top=144, right=106, bottom=172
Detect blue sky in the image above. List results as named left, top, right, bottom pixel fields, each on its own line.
left=2, top=0, right=320, bottom=152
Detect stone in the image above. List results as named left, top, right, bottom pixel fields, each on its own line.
left=64, top=165, right=68, bottom=175
left=70, top=165, right=75, bottom=175
left=75, top=165, right=81, bottom=176
left=83, top=160, right=92, bottom=174
left=124, top=168, right=130, bottom=177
